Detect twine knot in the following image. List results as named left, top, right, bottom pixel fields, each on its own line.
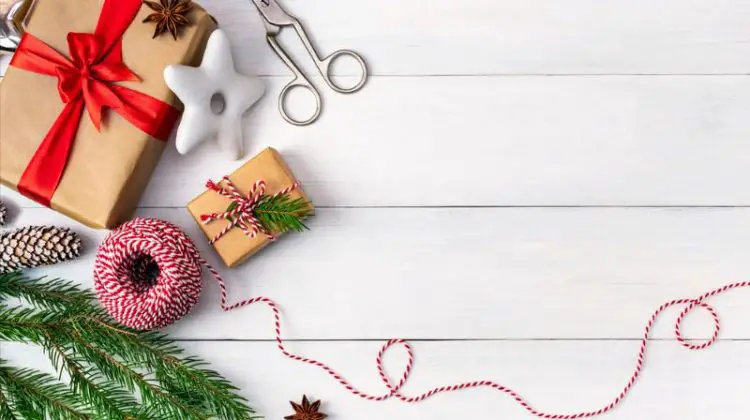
left=200, top=176, right=300, bottom=245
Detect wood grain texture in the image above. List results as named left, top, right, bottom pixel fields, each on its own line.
left=205, top=0, right=750, bottom=76
left=8, top=0, right=750, bottom=77
left=6, top=76, right=750, bottom=207
left=3, top=0, right=750, bottom=417
left=3, top=206, right=749, bottom=341
left=3, top=340, right=750, bottom=420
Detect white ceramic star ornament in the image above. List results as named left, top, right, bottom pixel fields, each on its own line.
left=164, top=29, right=265, bottom=159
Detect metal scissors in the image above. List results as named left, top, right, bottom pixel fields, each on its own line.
left=251, top=0, right=368, bottom=126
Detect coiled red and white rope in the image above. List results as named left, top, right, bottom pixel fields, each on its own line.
left=94, top=217, right=748, bottom=418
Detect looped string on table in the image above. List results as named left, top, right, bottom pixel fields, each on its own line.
left=200, top=177, right=300, bottom=245
left=94, top=218, right=748, bottom=418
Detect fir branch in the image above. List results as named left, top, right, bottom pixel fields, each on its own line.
left=0, top=273, right=260, bottom=420
left=0, top=275, right=92, bottom=311
left=156, top=358, right=254, bottom=420
left=0, top=361, right=90, bottom=420
left=64, top=329, right=208, bottom=420
left=134, top=337, right=257, bottom=420
left=68, top=322, right=256, bottom=420
left=0, top=306, right=101, bottom=344
left=0, top=382, right=20, bottom=420
left=43, top=334, right=137, bottom=420
left=0, top=305, right=65, bottom=344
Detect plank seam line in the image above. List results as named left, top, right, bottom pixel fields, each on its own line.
left=24, top=205, right=750, bottom=210
left=170, top=338, right=750, bottom=343
left=252, top=73, right=750, bottom=78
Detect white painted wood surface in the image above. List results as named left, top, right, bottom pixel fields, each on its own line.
left=3, top=1, right=750, bottom=419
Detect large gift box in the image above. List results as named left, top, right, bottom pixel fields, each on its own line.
left=188, top=148, right=313, bottom=268
left=0, top=0, right=216, bottom=228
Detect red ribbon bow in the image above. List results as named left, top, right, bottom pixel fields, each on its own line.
left=200, top=177, right=300, bottom=245
left=9, top=0, right=180, bottom=206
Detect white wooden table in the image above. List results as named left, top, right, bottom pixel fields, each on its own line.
left=4, top=0, right=750, bottom=418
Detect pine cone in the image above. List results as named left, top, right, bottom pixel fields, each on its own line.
left=0, top=201, right=6, bottom=226
left=0, top=226, right=82, bottom=273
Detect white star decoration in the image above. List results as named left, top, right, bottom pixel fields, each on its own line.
left=164, top=30, right=265, bottom=159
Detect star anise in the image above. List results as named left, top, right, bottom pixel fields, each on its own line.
left=284, top=395, right=327, bottom=420
left=142, top=0, right=192, bottom=40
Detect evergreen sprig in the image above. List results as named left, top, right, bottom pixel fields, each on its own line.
left=0, top=272, right=261, bottom=420
left=227, top=193, right=312, bottom=234
left=0, top=360, right=90, bottom=420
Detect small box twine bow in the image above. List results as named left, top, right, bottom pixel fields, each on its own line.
left=200, top=176, right=304, bottom=245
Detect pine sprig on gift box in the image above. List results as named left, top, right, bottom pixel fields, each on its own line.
left=255, top=195, right=312, bottom=234
left=0, top=272, right=261, bottom=420
left=227, top=194, right=312, bottom=235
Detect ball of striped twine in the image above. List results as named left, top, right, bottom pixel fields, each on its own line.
left=94, top=218, right=205, bottom=330
left=92, top=217, right=749, bottom=419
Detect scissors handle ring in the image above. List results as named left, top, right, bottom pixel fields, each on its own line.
left=278, top=81, right=322, bottom=126
left=321, top=49, right=368, bottom=94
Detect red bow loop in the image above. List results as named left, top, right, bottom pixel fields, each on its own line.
left=55, top=66, right=84, bottom=103
left=8, top=0, right=181, bottom=207
left=67, top=32, right=103, bottom=69
left=84, top=78, right=126, bottom=130
left=60, top=32, right=133, bottom=129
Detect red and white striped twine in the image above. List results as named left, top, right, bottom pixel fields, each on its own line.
left=94, top=217, right=748, bottom=418
left=199, top=177, right=300, bottom=245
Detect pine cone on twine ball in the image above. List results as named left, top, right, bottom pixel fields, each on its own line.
left=0, top=226, right=82, bottom=273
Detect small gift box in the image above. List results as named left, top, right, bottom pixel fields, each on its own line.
left=187, top=148, right=313, bottom=268
left=0, top=0, right=216, bottom=228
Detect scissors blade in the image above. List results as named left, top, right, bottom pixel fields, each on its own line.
left=251, top=0, right=296, bottom=29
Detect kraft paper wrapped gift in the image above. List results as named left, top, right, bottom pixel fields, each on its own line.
left=0, top=0, right=216, bottom=228
left=187, top=148, right=313, bottom=268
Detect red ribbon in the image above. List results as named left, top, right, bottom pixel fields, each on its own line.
left=9, top=0, right=180, bottom=206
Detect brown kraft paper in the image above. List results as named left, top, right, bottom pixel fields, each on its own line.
left=187, top=148, right=312, bottom=268
left=0, top=0, right=217, bottom=228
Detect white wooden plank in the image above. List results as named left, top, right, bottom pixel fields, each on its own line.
left=8, top=1, right=750, bottom=75
left=203, top=0, right=750, bottom=75
left=6, top=76, right=750, bottom=208
left=3, top=339, right=750, bottom=419
left=5, top=206, right=750, bottom=340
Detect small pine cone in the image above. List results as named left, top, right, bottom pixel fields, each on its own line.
left=0, top=201, right=6, bottom=226
left=0, top=226, right=82, bottom=273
